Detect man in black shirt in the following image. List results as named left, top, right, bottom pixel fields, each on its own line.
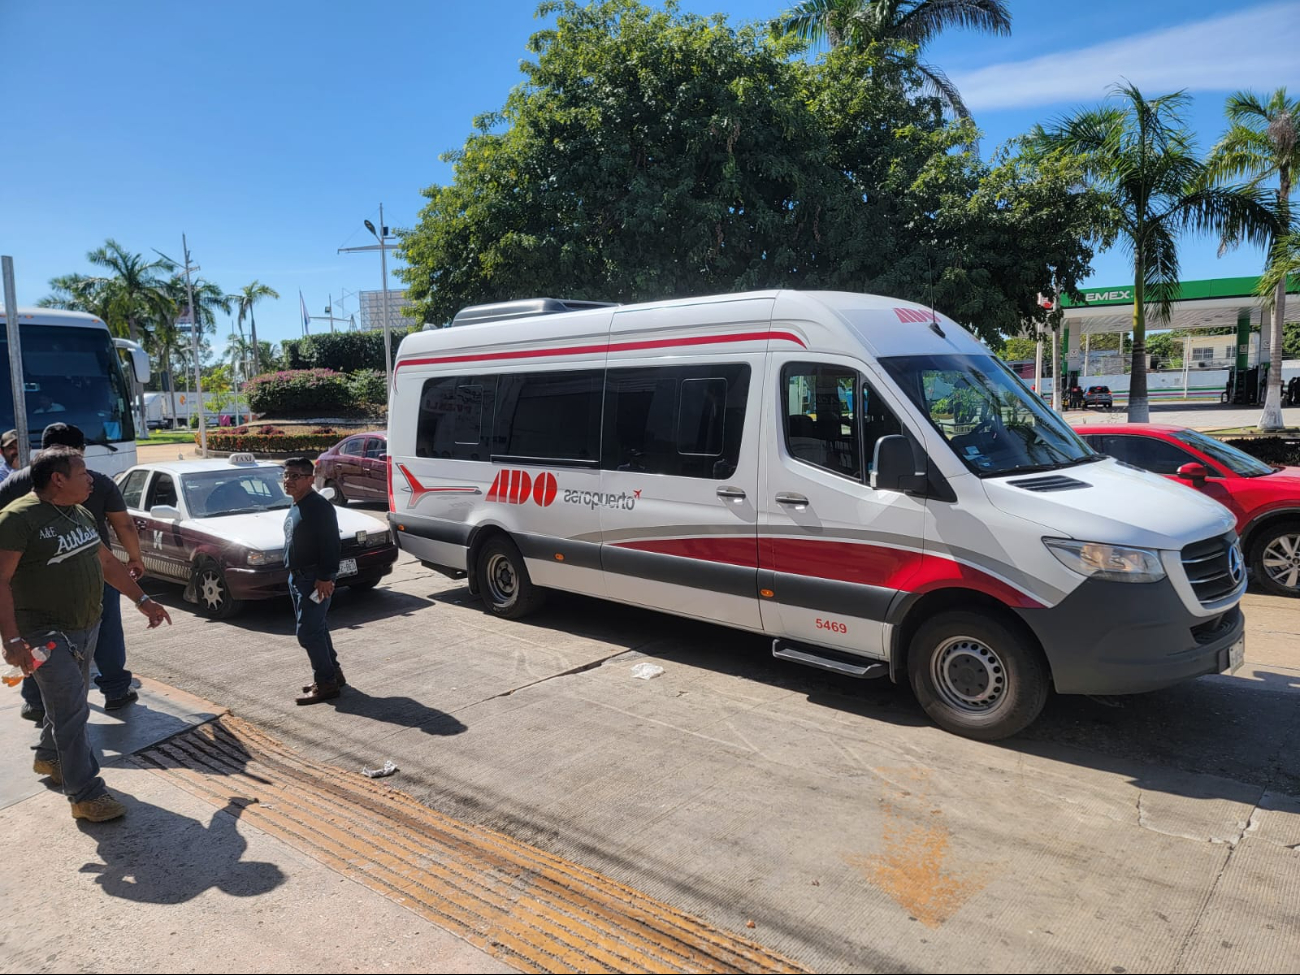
left=281, top=457, right=343, bottom=705
left=1, top=424, right=146, bottom=721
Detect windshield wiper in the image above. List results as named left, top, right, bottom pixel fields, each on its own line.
left=991, top=458, right=1096, bottom=477
left=84, top=437, right=119, bottom=452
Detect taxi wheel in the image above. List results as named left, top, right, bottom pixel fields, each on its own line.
left=193, top=560, right=243, bottom=620
left=326, top=479, right=348, bottom=506
left=908, top=610, right=1049, bottom=741
left=1251, top=521, right=1300, bottom=598
left=476, top=536, right=546, bottom=620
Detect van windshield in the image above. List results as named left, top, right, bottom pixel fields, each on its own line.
left=880, top=353, right=1097, bottom=477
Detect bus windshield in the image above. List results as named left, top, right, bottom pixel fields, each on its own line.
left=0, top=324, right=135, bottom=447
left=880, top=353, right=1097, bottom=477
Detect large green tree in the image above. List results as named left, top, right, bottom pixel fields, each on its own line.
left=770, top=0, right=1011, bottom=119
left=401, top=0, right=1095, bottom=342
left=1032, top=84, right=1275, bottom=422
left=1208, top=88, right=1298, bottom=431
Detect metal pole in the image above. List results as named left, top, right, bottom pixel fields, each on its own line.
left=1, top=257, right=31, bottom=468
left=379, top=202, right=392, bottom=394
left=182, top=234, right=207, bottom=457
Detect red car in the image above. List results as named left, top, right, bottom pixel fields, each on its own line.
left=1076, top=423, right=1300, bottom=596
left=314, top=431, right=387, bottom=505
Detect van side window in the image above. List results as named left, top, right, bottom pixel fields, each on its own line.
left=603, top=365, right=750, bottom=479
left=416, top=376, right=496, bottom=461
left=495, top=371, right=603, bottom=464
left=861, top=380, right=904, bottom=473
left=783, top=364, right=860, bottom=479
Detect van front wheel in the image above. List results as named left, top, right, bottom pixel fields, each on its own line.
left=476, top=536, right=547, bottom=619
left=908, top=611, right=1049, bottom=741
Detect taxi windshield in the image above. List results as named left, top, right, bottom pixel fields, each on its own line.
left=182, top=468, right=294, bottom=517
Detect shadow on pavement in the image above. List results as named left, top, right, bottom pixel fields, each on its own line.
left=78, top=796, right=283, bottom=904
left=434, top=585, right=1300, bottom=801
left=327, top=686, right=469, bottom=737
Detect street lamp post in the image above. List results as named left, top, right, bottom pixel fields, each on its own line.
left=339, top=204, right=398, bottom=393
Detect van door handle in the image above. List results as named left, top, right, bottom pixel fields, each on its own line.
left=716, top=486, right=747, bottom=501
left=776, top=492, right=809, bottom=507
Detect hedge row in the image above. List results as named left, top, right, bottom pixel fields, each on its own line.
left=245, top=369, right=386, bottom=417
left=198, top=431, right=343, bottom=455
left=281, top=328, right=414, bottom=373
left=1221, top=437, right=1300, bottom=466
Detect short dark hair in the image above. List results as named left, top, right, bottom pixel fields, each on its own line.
left=41, top=423, right=85, bottom=450
left=32, top=445, right=83, bottom=490
left=284, top=456, right=315, bottom=475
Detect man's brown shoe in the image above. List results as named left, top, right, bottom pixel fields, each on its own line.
left=302, top=669, right=346, bottom=693
left=33, top=757, right=62, bottom=786
left=71, top=793, right=126, bottom=822
left=296, top=681, right=340, bottom=705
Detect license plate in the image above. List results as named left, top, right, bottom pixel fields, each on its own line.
left=338, top=558, right=357, bottom=578
left=1221, top=637, right=1245, bottom=675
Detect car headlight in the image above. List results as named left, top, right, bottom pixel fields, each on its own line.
left=364, top=530, right=391, bottom=548
left=246, top=549, right=283, bottom=566
left=1043, top=538, right=1166, bottom=583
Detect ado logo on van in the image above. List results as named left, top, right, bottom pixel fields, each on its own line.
left=487, top=469, right=559, bottom=507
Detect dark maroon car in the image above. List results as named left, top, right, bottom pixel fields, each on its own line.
left=315, top=431, right=387, bottom=505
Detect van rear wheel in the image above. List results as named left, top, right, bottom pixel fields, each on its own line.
left=908, top=611, right=1049, bottom=741
left=476, top=536, right=547, bottom=619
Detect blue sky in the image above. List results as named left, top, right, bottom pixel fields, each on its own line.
left=3, top=0, right=1297, bottom=349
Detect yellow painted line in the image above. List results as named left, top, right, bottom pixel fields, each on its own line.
left=134, top=716, right=808, bottom=975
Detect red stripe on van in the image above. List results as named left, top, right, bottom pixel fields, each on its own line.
left=396, top=464, right=479, bottom=508
left=613, top=536, right=1043, bottom=608
left=393, top=330, right=807, bottom=374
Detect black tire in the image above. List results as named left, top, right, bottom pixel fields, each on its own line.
left=475, top=536, right=547, bottom=619
left=1250, top=521, right=1300, bottom=598
left=326, top=479, right=348, bottom=506
left=908, top=610, right=1050, bottom=741
left=192, top=560, right=243, bottom=620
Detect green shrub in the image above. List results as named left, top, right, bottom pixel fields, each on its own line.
left=244, top=369, right=353, bottom=417
left=281, top=328, right=413, bottom=372
left=198, top=431, right=340, bottom=455
left=348, top=369, right=388, bottom=406
left=1221, top=436, right=1300, bottom=466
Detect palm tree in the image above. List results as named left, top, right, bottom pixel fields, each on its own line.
left=232, top=281, right=280, bottom=375
left=1257, top=230, right=1300, bottom=299
left=155, top=276, right=231, bottom=429
left=1032, top=83, right=1275, bottom=423
left=1207, top=88, right=1298, bottom=431
left=85, top=239, right=173, bottom=348
left=771, top=0, right=1011, bottom=119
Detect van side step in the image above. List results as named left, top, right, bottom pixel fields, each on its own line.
left=421, top=560, right=467, bottom=581
left=771, top=640, right=887, bottom=679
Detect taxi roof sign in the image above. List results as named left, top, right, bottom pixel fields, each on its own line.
left=228, top=453, right=258, bottom=465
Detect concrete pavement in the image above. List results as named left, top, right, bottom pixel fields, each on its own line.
left=7, top=528, right=1290, bottom=974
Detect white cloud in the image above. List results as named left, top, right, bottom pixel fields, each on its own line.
left=951, top=2, right=1300, bottom=111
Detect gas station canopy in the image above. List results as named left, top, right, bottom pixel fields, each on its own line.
left=1057, top=275, right=1297, bottom=335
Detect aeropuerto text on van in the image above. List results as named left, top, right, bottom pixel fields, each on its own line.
left=385, top=291, right=1247, bottom=740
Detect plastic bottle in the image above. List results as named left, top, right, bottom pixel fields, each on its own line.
left=1, top=641, right=54, bottom=687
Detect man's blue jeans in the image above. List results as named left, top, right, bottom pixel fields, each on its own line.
left=289, top=572, right=338, bottom=687
left=31, top=625, right=106, bottom=804
left=22, top=583, right=131, bottom=706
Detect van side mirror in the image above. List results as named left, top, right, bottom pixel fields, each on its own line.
left=1176, top=462, right=1209, bottom=486
left=872, top=435, right=928, bottom=496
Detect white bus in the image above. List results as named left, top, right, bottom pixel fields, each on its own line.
left=386, top=291, right=1247, bottom=740
left=0, top=307, right=149, bottom=477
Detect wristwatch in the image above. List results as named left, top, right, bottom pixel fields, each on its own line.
left=136, top=594, right=153, bottom=606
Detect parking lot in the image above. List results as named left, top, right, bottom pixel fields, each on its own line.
left=13, top=499, right=1292, bottom=974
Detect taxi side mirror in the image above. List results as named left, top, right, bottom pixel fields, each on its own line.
left=150, top=504, right=182, bottom=521
left=318, top=486, right=337, bottom=501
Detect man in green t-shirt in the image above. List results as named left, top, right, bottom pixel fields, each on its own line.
left=0, top=446, right=171, bottom=823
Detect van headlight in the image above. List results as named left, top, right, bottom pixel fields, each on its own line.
left=1043, top=539, right=1166, bottom=583
left=246, top=549, right=283, bottom=566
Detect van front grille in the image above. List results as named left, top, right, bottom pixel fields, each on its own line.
left=1181, top=533, right=1243, bottom=607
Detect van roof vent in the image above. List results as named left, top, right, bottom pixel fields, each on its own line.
left=449, top=298, right=619, bottom=328
left=1007, top=474, right=1091, bottom=492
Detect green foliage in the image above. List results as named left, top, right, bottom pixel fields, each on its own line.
left=280, top=328, right=412, bottom=372
left=998, top=336, right=1037, bottom=362
left=200, top=430, right=342, bottom=455
left=1221, top=436, right=1300, bottom=466
left=347, top=369, right=388, bottom=406
left=245, top=369, right=354, bottom=417
left=399, top=1, right=1096, bottom=343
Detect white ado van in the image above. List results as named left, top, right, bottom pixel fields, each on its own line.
left=386, top=291, right=1246, bottom=739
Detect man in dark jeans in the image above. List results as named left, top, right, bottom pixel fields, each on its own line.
left=282, top=457, right=344, bottom=705
left=1, top=424, right=146, bottom=721
left=0, top=446, right=171, bottom=822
